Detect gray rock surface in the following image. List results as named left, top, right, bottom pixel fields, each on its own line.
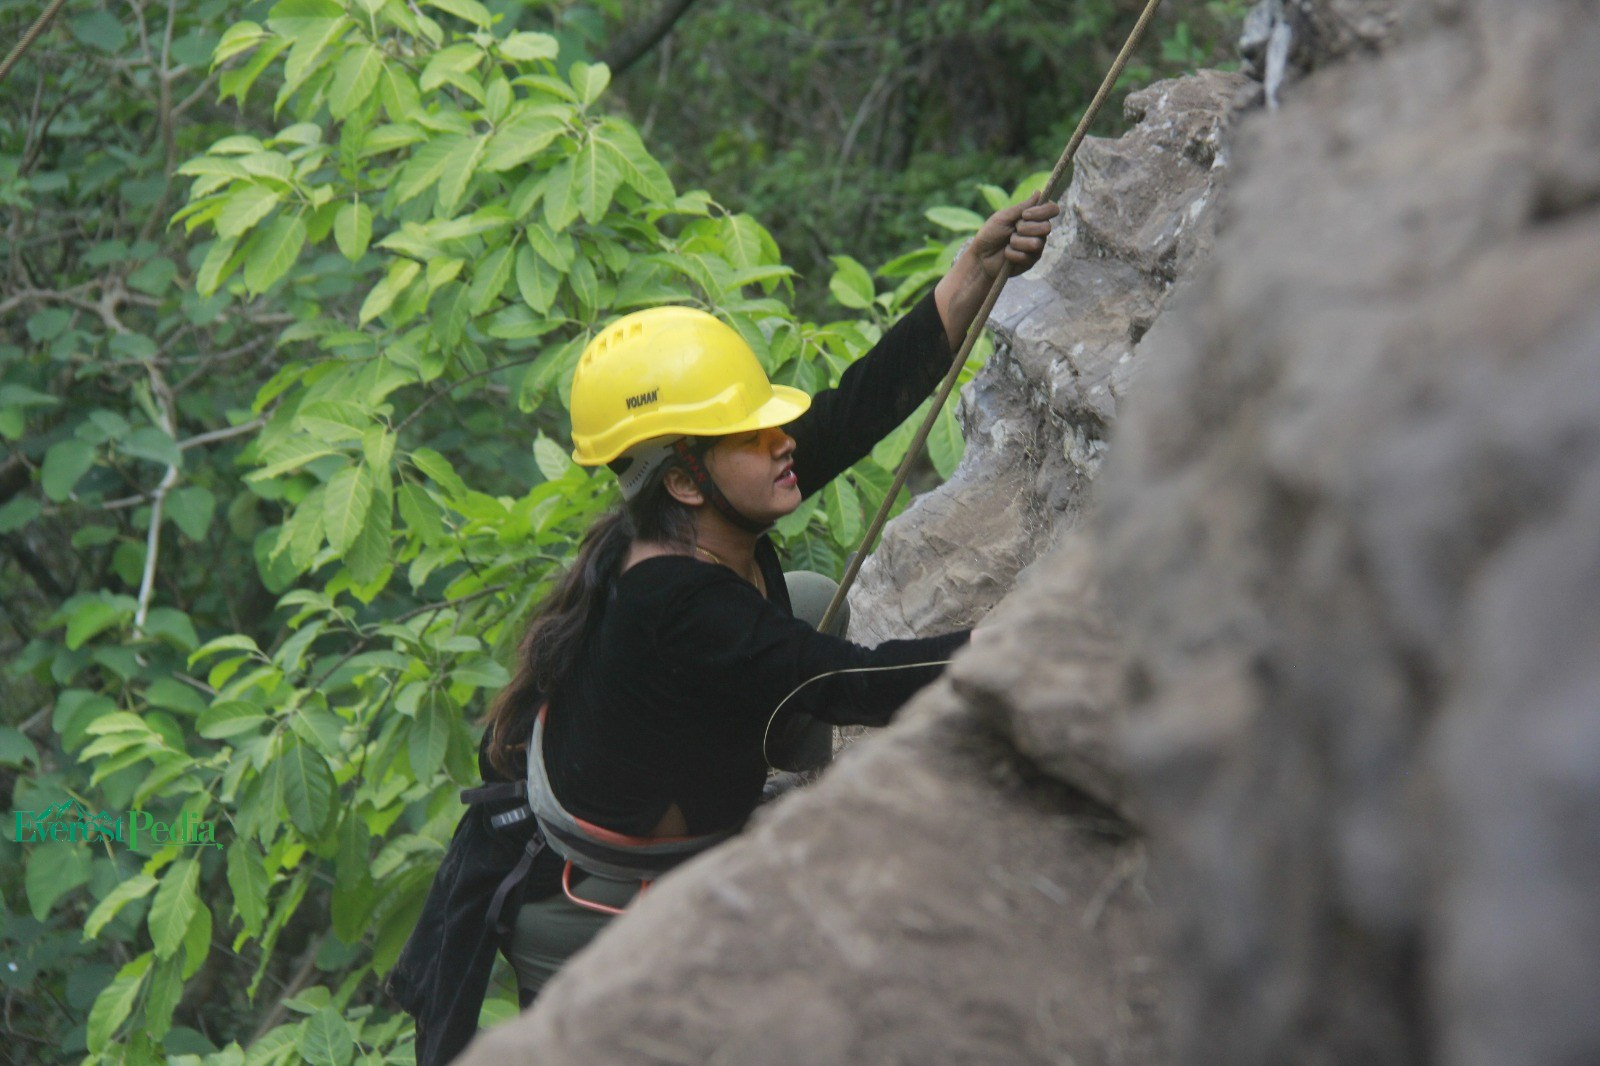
left=849, top=70, right=1255, bottom=643
left=1099, top=0, right=1600, bottom=1061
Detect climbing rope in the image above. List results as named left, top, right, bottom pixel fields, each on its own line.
left=818, top=0, right=1167, bottom=634
left=0, top=0, right=70, bottom=87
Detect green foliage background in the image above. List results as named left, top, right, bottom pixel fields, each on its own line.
left=0, top=0, right=1245, bottom=1061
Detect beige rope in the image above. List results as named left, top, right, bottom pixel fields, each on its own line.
left=0, top=0, right=71, bottom=86
left=818, top=0, right=1167, bottom=634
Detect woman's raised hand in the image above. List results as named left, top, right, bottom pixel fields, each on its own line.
left=933, top=191, right=1062, bottom=347
left=970, top=192, right=1061, bottom=280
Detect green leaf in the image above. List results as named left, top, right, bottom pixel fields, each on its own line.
left=1010, top=170, right=1051, bottom=203
left=781, top=533, right=842, bottom=577
left=568, top=61, right=610, bottom=107
left=592, top=118, right=673, bottom=202
left=198, top=700, right=270, bottom=740
left=120, top=426, right=183, bottom=469
left=323, top=463, right=374, bottom=553
left=66, top=597, right=130, bottom=650
left=347, top=479, right=392, bottom=584
left=189, top=633, right=261, bottom=666
left=409, top=447, right=468, bottom=498
left=542, top=156, right=578, bottom=231
left=977, top=183, right=1011, bottom=213
left=424, top=0, right=490, bottom=27
left=71, top=10, right=127, bottom=51
left=419, top=41, right=481, bottom=91
left=296, top=400, right=371, bottom=443
left=149, top=858, right=201, bottom=959
left=532, top=434, right=572, bottom=481
left=290, top=704, right=345, bottom=758
left=482, top=108, right=567, bottom=172
left=182, top=897, right=212, bottom=978
left=144, top=956, right=184, bottom=1042
left=358, top=258, right=420, bottom=325
left=824, top=478, right=863, bottom=547
left=409, top=692, right=450, bottom=778
left=525, top=225, right=574, bottom=270
left=283, top=14, right=350, bottom=93
left=0, top=382, right=58, bottom=408
left=216, top=184, right=282, bottom=240
left=772, top=493, right=818, bottom=539
left=0, top=725, right=37, bottom=767
left=396, top=482, right=444, bottom=540
left=277, top=737, right=335, bottom=835
left=329, top=44, right=384, bottom=119
left=249, top=435, right=340, bottom=480
left=197, top=234, right=241, bottom=294
left=244, top=212, right=307, bottom=294
left=468, top=242, right=515, bottom=314
left=573, top=137, right=622, bottom=224
left=299, top=1007, right=356, bottom=1066
left=394, top=134, right=464, bottom=205
left=515, top=243, right=558, bottom=314
left=41, top=439, right=95, bottom=502
left=331, top=816, right=374, bottom=942
left=453, top=657, right=509, bottom=689
left=83, top=874, right=159, bottom=940
left=213, top=20, right=266, bottom=66
left=363, top=424, right=395, bottom=470
left=167, top=485, right=216, bottom=541
left=228, top=842, right=270, bottom=938
left=142, top=606, right=200, bottom=651
left=925, top=206, right=985, bottom=232
left=927, top=401, right=964, bottom=478
left=0, top=496, right=40, bottom=533
left=288, top=486, right=329, bottom=569
left=499, top=31, right=558, bottom=62
left=86, top=953, right=151, bottom=1054
left=828, top=256, right=874, bottom=309
left=26, top=845, right=91, bottom=920
left=437, top=135, right=487, bottom=214
left=332, top=201, right=373, bottom=263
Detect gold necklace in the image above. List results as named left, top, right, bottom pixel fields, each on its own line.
left=694, top=545, right=766, bottom=598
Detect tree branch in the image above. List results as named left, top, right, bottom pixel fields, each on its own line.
left=601, top=0, right=704, bottom=78
left=132, top=366, right=181, bottom=637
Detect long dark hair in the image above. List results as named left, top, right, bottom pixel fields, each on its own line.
left=481, top=445, right=703, bottom=777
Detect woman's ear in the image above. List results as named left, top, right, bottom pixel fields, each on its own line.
left=662, top=464, right=704, bottom=507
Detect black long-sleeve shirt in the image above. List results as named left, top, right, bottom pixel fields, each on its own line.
left=388, top=289, right=967, bottom=1063
left=539, top=287, right=968, bottom=848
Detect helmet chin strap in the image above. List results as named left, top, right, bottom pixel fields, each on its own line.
left=670, top=438, right=772, bottom=536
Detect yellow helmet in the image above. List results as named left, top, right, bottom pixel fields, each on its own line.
left=569, top=306, right=811, bottom=466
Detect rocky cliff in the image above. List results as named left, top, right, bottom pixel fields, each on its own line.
left=459, top=0, right=1600, bottom=1061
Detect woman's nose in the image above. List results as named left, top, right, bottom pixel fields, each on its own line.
left=769, top=429, right=796, bottom=457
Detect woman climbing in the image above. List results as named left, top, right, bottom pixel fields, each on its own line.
left=386, top=193, right=1059, bottom=1065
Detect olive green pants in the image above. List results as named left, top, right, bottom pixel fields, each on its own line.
left=505, top=570, right=846, bottom=1000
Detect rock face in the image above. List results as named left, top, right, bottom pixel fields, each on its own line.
left=848, top=70, right=1254, bottom=642
left=1100, top=0, right=1600, bottom=1061
left=457, top=0, right=1600, bottom=1062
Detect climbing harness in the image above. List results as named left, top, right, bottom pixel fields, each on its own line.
left=817, top=0, right=1167, bottom=634
left=464, top=703, right=737, bottom=918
